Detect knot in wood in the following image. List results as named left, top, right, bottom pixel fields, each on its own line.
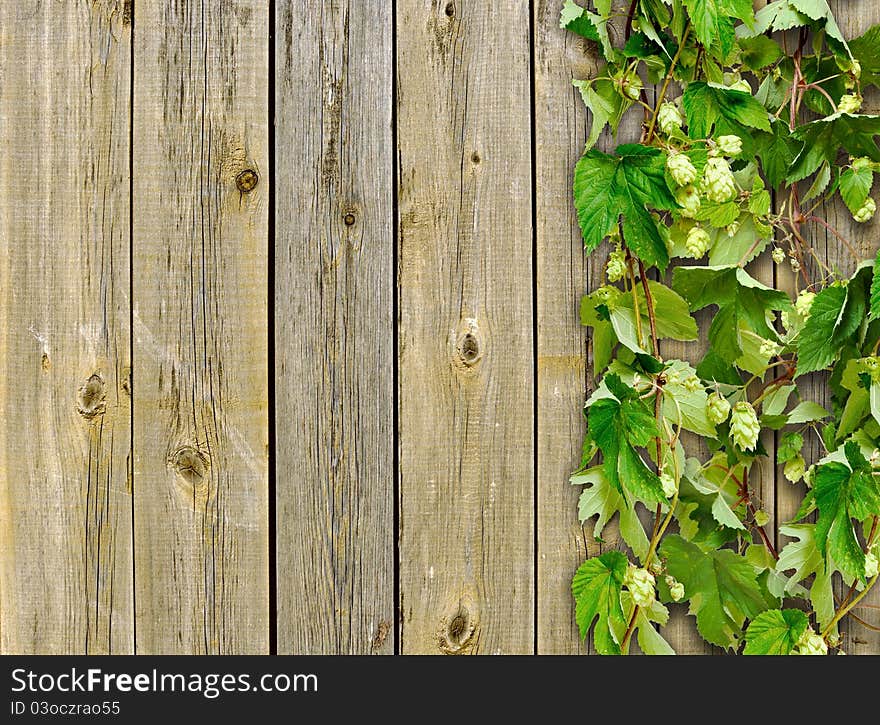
left=171, top=447, right=209, bottom=488
left=235, top=168, right=259, bottom=193
left=77, top=374, right=106, bottom=419
left=444, top=2, right=455, bottom=18
left=439, top=603, right=477, bottom=654
left=453, top=320, right=483, bottom=370
left=343, top=211, right=357, bottom=227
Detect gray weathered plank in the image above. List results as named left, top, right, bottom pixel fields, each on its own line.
left=131, top=0, right=269, bottom=654
left=275, top=1, right=394, bottom=654
left=0, top=0, right=133, bottom=655
left=397, top=0, right=534, bottom=654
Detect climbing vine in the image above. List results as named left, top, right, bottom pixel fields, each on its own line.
left=563, top=0, right=880, bottom=654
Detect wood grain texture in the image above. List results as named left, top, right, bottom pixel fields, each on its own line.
left=0, top=0, right=132, bottom=654
left=534, top=0, right=593, bottom=656
left=397, top=0, right=534, bottom=654
left=275, top=1, right=394, bottom=654
left=132, top=0, right=269, bottom=654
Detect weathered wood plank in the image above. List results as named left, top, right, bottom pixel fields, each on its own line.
left=132, top=0, right=269, bottom=654
left=397, top=0, right=534, bottom=654
left=0, top=0, right=133, bottom=654
left=534, top=0, right=593, bottom=656
left=275, top=1, right=394, bottom=654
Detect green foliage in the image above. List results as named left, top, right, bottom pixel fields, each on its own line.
left=743, top=609, right=809, bottom=655
left=563, top=0, right=880, bottom=655
left=572, top=551, right=628, bottom=654
left=574, top=145, right=678, bottom=269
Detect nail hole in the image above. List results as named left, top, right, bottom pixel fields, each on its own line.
left=444, top=2, right=455, bottom=18
left=235, top=168, right=259, bottom=193
left=343, top=212, right=357, bottom=226
left=77, top=374, right=106, bottom=419
left=471, top=151, right=481, bottom=164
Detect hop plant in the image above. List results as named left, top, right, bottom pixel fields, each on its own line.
left=852, top=156, right=873, bottom=171
left=795, top=290, right=816, bottom=318
left=854, top=196, right=876, bottom=223
left=660, top=472, right=677, bottom=498
left=606, top=245, right=627, bottom=282
left=665, top=575, right=685, bottom=602
left=754, top=510, right=770, bottom=527
left=783, top=455, right=806, bottom=483
left=685, top=225, right=711, bottom=258
left=716, top=134, right=743, bottom=157
left=772, top=247, right=786, bottom=264
left=675, top=185, right=701, bottom=218
left=759, top=338, right=781, bottom=358
left=624, top=565, right=656, bottom=608
left=706, top=392, right=731, bottom=425
left=682, top=374, right=702, bottom=392
left=796, top=629, right=828, bottom=656
left=703, top=157, right=737, bottom=203
left=731, top=401, right=760, bottom=451
left=621, top=71, right=643, bottom=100
left=657, top=101, right=683, bottom=135
left=838, top=93, right=863, bottom=114
left=865, top=551, right=879, bottom=579
left=667, top=152, right=697, bottom=186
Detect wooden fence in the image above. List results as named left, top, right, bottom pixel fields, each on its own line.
left=0, top=0, right=878, bottom=655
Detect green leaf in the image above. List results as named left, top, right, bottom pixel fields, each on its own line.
left=613, top=281, right=699, bottom=344
left=745, top=1, right=811, bottom=36
left=620, top=592, right=675, bottom=655
left=683, top=82, right=771, bottom=139
left=573, top=466, right=649, bottom=560
left=684, top=0, right=755, bottom=53
left=574, top=78, right=633, bottom=152
left=796, top=285, right=859, bottom=377
left=743, top=609, right=809, bottom=655
left=573, top=145, right=678, bottom=269
left=788, top=0, right=848, bottom=49
left=786, top=401, right=830, bottom=424
left=560, top=0, right=600, bottom=41
left=789, top=113, right=880, bottom=182
left=738, top=35, right=783, bottom=71
left=672, top=265, right=789, bottom=364
left=839, top=166, right=873, bottom=215
left=872, top=247, right=880, bottom=319
left=662, top=360, right=717, bottom=436
left=661, top=535, right=773, bottom=649
left=755, top=120, right=799, bottom=188
left=588, top=375, right=666, bottom=503
left=851, top=23, right=880, bottom=88
left=572, top=551, right=628, bottom=654
left=777, top=524, right=835, bottom=630
left=814, top=443, right=880, bottom=581
left=801, top=162, right=832, bottom=204
left=777, top=432, right=804, bottom=464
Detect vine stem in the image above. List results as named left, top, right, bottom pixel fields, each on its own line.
left=620, top=487, right=680, bottom=653
left=644, top=23, right=691, bottom=144
left=625, top=0, right=639, bottom=40
left=637, top=259, right=661, bottom=358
